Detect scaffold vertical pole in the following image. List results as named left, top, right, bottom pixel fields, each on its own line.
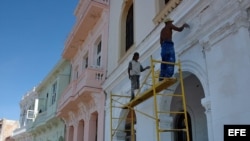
left=150, top=56, right=160, bottom=141
left=178, top=60, right=190, bottom=141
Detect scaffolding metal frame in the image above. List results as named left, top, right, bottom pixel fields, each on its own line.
left=110, top=56, right=190, bottom=141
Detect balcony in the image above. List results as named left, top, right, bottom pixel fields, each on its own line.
left=32, top=112, right=47, bottom=127
left=31, top=103, right=57, bottom=128
left=63, top=0, right=109, bottom=59
left=57, top=67, right=104, bottom=115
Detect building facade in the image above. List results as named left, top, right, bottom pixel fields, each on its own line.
left=0, top=119, right=19, bottom=141
left=12, top=87, right=38, bottom=141
left=103, top=0, right=250, bottom=141
left=56, top=0, right=109, bottom=141
left=28, top=59, right=70, bottom=141
left=13, top=59, right=71, bottom=141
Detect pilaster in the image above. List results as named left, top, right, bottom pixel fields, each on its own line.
left=201, top=97, right=214, bottom=141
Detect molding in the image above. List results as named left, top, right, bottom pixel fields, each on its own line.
left=177, top=0, right=249, bottom=54
left=201, top=97, right=211, bottom=114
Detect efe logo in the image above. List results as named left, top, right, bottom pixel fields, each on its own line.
left=224, top=125, right=250, bottom=141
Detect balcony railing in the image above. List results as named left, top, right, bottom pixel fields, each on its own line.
left=58, top=67, right=104, bottom=107
left=31, top=103, right=57, bottom=128
left=33, top=112, right=47, bottom=126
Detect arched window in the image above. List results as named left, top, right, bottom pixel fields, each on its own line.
left=120, top=0, right=134, bottom=58
left=174, top=112, right=193, bottom=141
left=125, top=4, right=134, bottom=51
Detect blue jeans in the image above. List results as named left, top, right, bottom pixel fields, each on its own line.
left=160, top=41, right=175, bottom=79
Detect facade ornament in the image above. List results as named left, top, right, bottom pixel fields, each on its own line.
left=78, top=102, right=86, bottom=118
left=68, top=111, right=77, bottom=125
left=201, top=97, right=211, bottom=114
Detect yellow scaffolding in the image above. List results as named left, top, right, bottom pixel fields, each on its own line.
left=110, top=56, right=190, bottom=141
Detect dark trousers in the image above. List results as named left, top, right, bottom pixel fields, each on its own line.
left=130, top=75, right=140, bottom=100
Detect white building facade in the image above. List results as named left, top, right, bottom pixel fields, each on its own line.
left=103, top=0, right=250, bottom=141
left=12, top=87, right=38, bottom=141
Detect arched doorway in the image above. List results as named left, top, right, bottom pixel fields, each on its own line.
left=174, top=112, right=192, bottom=141
left=125, top=109, right=136, bottom=141
left=170, top=74, right=208, bottom=141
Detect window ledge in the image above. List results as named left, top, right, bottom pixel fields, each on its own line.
left=118, top=44, right=135, bottom=64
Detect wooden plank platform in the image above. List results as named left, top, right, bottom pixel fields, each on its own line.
left=122, top=78, right=177, bottom=109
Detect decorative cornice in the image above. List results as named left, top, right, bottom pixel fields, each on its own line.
left=200, top=10, right=249, bottom=52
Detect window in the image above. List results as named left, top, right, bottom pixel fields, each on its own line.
left=83, top=53, right=88, bottom=70
left=74, top=66, right=79, bottom=80
left=119, top=0, right=134, bottom=58
left=51, top=82, right=57, bottom=105
left=26, top=110, right=35, bottom=119
left=96, top=41, right=102, bottom=67
left=26, top=106, right=35, bottom=122
left=45, top=93, right=49, bottom=110
left=126, top=4, right=134, bottom=51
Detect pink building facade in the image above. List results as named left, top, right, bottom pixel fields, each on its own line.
left=57, top=0, right=109, bottom=141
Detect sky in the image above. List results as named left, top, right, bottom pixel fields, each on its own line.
left=0, top=0, right=78, bottom=120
